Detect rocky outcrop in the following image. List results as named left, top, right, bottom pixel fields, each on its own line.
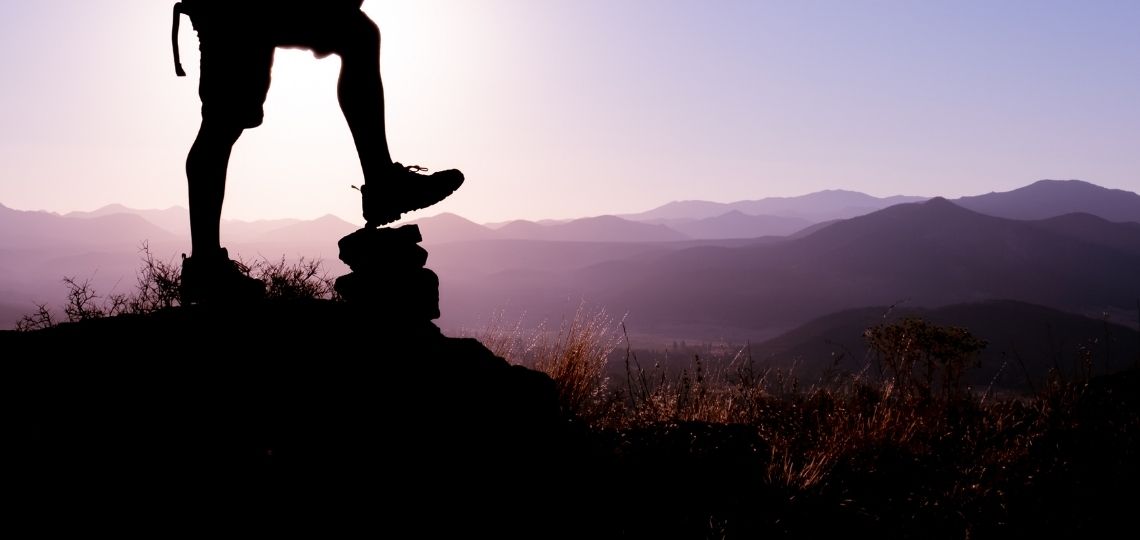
left=4, top=300, right=577, bottom=536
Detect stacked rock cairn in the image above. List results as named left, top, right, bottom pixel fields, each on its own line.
left=334, top=225, right=440, bottom=322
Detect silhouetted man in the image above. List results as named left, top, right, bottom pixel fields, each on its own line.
left=172, top=0, right=463, bottom=302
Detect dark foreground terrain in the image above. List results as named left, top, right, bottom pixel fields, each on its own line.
left=4, top=300, right=1138, bottom=538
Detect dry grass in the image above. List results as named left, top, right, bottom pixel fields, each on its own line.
left=481, top=304, right=624, bottom=422
left=479, top=304, right=1109, bottom=515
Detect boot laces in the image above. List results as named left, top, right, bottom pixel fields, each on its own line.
left=400, top=163, right=430, bottom=174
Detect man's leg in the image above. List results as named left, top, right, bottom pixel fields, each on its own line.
left=182, top=119, right=264, bottom=303
left=187, top=4, right=271, bottom=253
left=280, top=9, right=464, bottom=227
left=186, top=122, right=244, bottom=256
left=337, top=15, right=463, bottom=227
left=334, top=15, right=393, bottom=183
left=182, top=119, right=264, bottom=304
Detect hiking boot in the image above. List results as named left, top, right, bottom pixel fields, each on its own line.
left=180, top=248, right=265, bottom=305
left=361, top=163, right=464, bottom=228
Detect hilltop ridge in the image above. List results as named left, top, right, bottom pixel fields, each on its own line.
left=3, top=299, right=576, bottom=536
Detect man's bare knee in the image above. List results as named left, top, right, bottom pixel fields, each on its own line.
left=331, top=15, right=380, bottom=59
left=197, top=122, right=244, bottom=146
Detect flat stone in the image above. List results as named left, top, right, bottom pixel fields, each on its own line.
left=338, top=225, right=425, bottom=271
left=334, top=268, right=440, bottom=319
left=342, top=243, right=429, bottom=273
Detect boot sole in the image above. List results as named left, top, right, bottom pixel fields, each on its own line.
left=363, top=175, right=464, bottom=228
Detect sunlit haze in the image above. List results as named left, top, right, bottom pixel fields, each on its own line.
left=1, top=0, right=1138, bottom=224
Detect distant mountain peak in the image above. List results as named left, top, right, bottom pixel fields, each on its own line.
left=920, top=196, right=965, bottom=210
left=421, top=212, right=483, bottom=226
left=1032, top=178, right=1095, bottom=186
left=956, top=179, right=1140, bottom=223
left=428, top=212, right=466, bottom=220
left=624, top=190, right=927, bottom=223
left=93, top=203, right=131, bottom=212
left=313, top=214, right=352, bottom=224
left=851, top=196, right=977, bottom=225
left=578, top=214, right=625, bottom=223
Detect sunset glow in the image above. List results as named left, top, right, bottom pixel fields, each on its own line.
left=1, top=0, right=1138, bottom=224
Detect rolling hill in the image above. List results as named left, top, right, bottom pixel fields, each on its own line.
left=753, top=299, right=1140, bottom=390
left=410, top=213, right=690, bottom=244
left=668, top=211, right=813, bottom=239
left=553, top=198, right=1140, bottom=341
left=1026, top=212, right=1140, bottom=256
left=498, top=215, right=689, bottom=242
left=407, top=212, right=499, bottom=244
left=624, top=190, right=927, bottom=223
left=955, top=179, right=1140, bottom=223
left=65, top=204, right=192, bottom=237
left=0, top=203, right=177, bottom=249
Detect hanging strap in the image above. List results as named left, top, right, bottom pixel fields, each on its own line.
left=172, top=2, right=187, bottom=77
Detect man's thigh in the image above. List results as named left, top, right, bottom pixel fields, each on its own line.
left=272, top=7, right=375, bottom=57
left=192, top=9, right=275, bottom=129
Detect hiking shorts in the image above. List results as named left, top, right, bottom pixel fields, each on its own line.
left=189, top=3, right=375, bottom=129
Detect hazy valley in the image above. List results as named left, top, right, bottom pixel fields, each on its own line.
left=3, top=179, right=1139, bottom=386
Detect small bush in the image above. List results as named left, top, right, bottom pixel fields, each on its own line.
left=14, top=303, right=55, bottom=332
left=864, top=317, right=987, bottom=401
left=14, top=245, right=337, bottom=330
left=129, top=242, right=182, bottom=314
left=250, top=256, right=337, bottom=301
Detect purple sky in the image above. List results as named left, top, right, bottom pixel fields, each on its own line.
left=1, top=0, right=1138, bottom=224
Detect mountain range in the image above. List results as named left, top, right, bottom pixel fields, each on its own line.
left=412, top=190, right=925, bottom=244
left=955, top=179, right=1140, bottom=222
left=619, top=190, right=928, bottom=222
left=436, top=195, right=1140, bottom=342
left=3, top=179, right=1139, bottom=386
left=410, top=179, right=1140, bottom=244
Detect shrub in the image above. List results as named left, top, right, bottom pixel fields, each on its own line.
left=864, top=317, right=987, bottom=401
left=250, top=256, right=337, bottom=301
left=14, top=245, right=337, bottom=330
left=129, top=242, right=182, bottom=314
